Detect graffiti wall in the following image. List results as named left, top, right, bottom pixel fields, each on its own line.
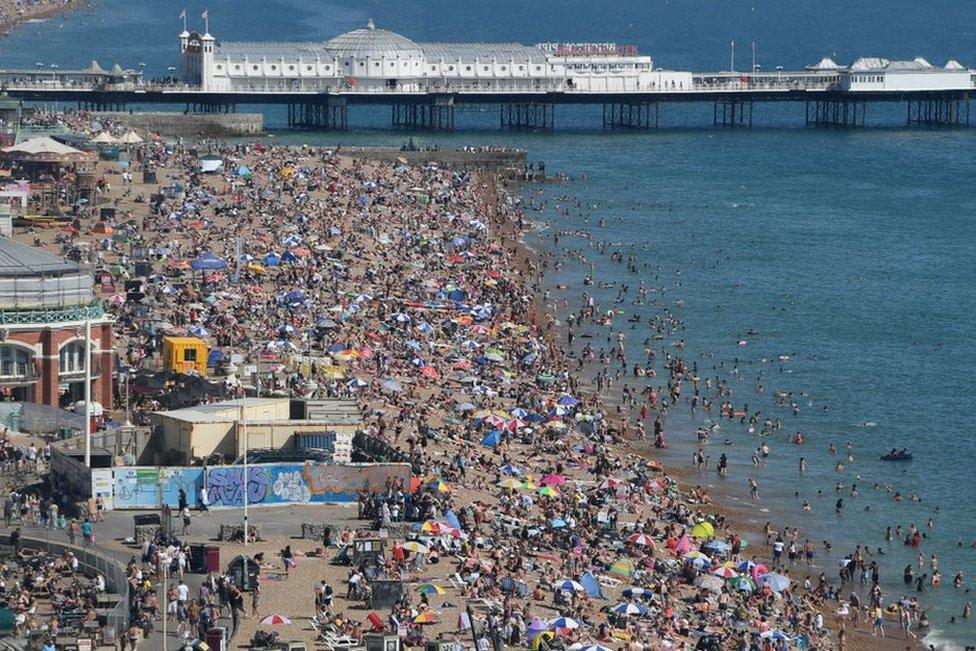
left=206, top=462, right=410, bottom=508
left=101, top=462, right=409, bottom=510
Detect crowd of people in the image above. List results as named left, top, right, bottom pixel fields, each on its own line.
left=10, top=126, right=948, bottom=651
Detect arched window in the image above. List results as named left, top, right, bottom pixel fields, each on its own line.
left=0, top=346, right=32, bottom=379
left=59, top=341, right=88, bottom=375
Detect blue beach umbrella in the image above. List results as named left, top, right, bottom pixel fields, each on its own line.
left=702, top=540, right=731, bottom=555
left=480, top=430, right=500, bottom=448
left=612, top=603, right=647, bottom=616
left=622, top=587, right=653, bottom=600
left=551, top=580, right=585, bottom=593
left=758, top=573, right=791, bottom=593
left=190, top=252, right=227, bottom=270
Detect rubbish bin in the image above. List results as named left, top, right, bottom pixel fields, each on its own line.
left=205, top=545, right=220, bottom=573
left=206, top=626, right=227, bottom=651
left=188, top=543, right=207, bottom=574
left=142, top=170, right=157, bottom=184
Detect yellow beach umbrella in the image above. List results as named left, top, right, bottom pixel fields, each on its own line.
left=690, top=521, right=715, bottom=539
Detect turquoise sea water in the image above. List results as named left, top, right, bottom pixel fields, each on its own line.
left=4, top=1, right=976, bottom=646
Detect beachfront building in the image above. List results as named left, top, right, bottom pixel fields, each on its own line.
left=0, top=237, right=112, bottom=409
left=179, top=20, right=693, bottom=94
left=841, top=57, right=972, bottom=91
left=151, top=397, right=362, bottom=464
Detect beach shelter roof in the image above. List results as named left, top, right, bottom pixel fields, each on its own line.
left=91, top=131, right=118, bottom=144
left=1, top=136, right=95, bottom=163
left=118, top=130, right=143, bottom=144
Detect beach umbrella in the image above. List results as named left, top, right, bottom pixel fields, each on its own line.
left=188, top=326, right=210, bottom=336
left=550, top=518, right=568, bottom=528
left=609, top=558, right=636, bottom=577
left=627, top=533, right=654, bottom=547
left=499, top=463, right=522, bottom=476
left=400, top=541, right=429, bottom=554
left=728, top=576, right=756, bottom=592
left=412, top=612, right=437, bottom=625
left=417, top=583, right=445, bottom=595
left=735, top=560, right=756, bottom=573
left=536, top=486, right=559, bottom=497
left=750, top=563, right=769, bottom=581
left=760, top=630, right=792, bottom=642
left=427, top=479, right=451, bottom=492
left=622, top=587, right=653, bottom=600
left=540, top=474, right=566, bottom=486
left=758, top=573, right=791, bottom=593
left=693, top=574, right=725, bottom=592
left=570, top=646, right=612, bottom=651
left=260, top=614, right=292, bottom=625
left=599, top=478, right=622, bottom=489
left=557, top=394, right=579, bottom=407
left=612, top=603, right=647, bottom=616
left=551, top=580, right=585, bottom=593
left=712, top=566, right=738, bottom=578
left=381, top=378, right=403, bottom=393
left=702, top=540, right=731, bottom=555
left=690, top=521, right=715, bottom=539
left=498, top=478, right=523, bottom=490
left=510, top=407, right=529, bottom=418
left=190, top=252, right=227, bottom=270
left=548, top=617, right=582, bottom=630
left=346, top=378, right=368, bottom=389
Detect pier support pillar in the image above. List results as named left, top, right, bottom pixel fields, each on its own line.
left=500, top=102, right=555, bottom=132
left=81, top=100, right=128, bottom=112
left=713, top=99, right=753, bottom=128
left=906, top=94, right=968, bottom=127
left=286, top=99, right=348, bottom=131
left=602, top=101, right=659, bottom=130
left=184, top=100, right=235, bottom=114
left=804, top=99, right=866, bottom=128
left=391, top=97, right=454, bottom=131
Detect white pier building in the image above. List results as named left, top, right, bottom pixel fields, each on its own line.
left=179, top=20, right=694, bottom=94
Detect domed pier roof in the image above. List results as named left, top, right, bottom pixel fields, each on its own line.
left=324, top=20, right=423, bottom=59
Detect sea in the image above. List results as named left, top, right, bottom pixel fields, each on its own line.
left=2, top=1, right=975, bottom=647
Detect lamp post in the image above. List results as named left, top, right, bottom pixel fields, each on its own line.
left=119, top=365, right=132, bottom=427
left=161, top=551, right=170, bottom=651
left=83, top=317, right=92, bottom=467
left=241, top=382, right=248, bottom=547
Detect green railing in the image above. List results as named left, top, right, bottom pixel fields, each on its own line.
left=0, top=301, right=105, bottom=325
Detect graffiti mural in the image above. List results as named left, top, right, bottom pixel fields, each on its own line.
left=303, top=462, right=411, bottom=499
left=102, top=462, right=411, bottom=510
left=272, top=470, right=312, bottom=503
left=207, top=466, right=272, bottom=507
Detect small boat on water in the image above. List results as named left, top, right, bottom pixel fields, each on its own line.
left=881, top=449, right=912, bottom=461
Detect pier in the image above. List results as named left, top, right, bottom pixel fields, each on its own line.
left=1, top=22, right=974, bottom=131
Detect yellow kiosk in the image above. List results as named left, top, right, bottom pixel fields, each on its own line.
left=162, top=337, right=208, bottom=375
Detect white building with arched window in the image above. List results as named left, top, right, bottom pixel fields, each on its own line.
left=180, top=20, right=693, bottom=95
